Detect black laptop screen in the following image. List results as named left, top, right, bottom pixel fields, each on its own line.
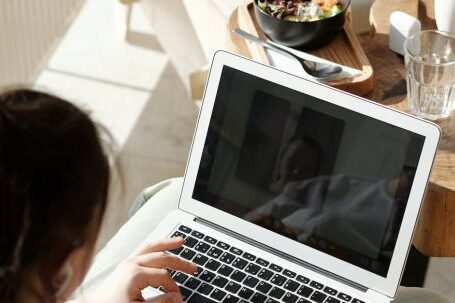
left=193, top=66, right=424, bottom=277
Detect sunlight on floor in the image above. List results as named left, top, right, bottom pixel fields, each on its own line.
left=35, top=0, right=199, bottom=248
left=35, top=0, right=169, bottom=147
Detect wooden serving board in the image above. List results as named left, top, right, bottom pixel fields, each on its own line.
left=228, top=0, right=374, bottom=96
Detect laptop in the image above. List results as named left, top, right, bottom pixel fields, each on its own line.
left=142, top=51, right=440, bottom=303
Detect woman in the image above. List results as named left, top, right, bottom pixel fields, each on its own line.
left=0, top=89, right=196, bottom=303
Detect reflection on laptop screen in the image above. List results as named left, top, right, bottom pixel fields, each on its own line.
left=193, top=66, right=425, bottom=277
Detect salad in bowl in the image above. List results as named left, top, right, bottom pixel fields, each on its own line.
left=254, top=0, right=349, bottom=49
left=257, top=0, right=343, bottom=22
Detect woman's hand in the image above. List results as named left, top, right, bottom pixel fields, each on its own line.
left=88, top=237, right=197, bottom=303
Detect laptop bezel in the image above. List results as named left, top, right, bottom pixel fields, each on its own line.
left=179, top=51, right=440, bottom=298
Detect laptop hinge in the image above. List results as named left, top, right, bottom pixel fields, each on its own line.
left=194, top=217, right=369, bottom=293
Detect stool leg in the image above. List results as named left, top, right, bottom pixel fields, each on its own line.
left=125, top=4, right=132, bottom=40
left=118, top=0, right=137, bottom=40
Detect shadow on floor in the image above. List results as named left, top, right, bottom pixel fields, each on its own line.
left=126, top=30, right=164, bottom=52
left=96, top=61, right=198, bottom=250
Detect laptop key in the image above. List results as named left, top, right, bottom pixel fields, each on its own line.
left=269, top=264, right=282, bottom=272
left=283, top=280, right=300, bottom=292
left=297, top=299, right=311, bottom=303
left=198, top=283, right=214, bottom=295
left=283, top=269, right=296, bottom=278
left=231, top=270, right=247, bottom=282
left=269, top=287, right=285, bottom=299
left=270, top=274, right=286, bottom=286
left=251, top=292, right=267, bottom=303
left=220, top=252, right=236, bottom=264
left=310, top=291, right=327, bottom=303
left=191, top=230, right=204, bottom=239
left=238, top=287, right=254, bottom=299
left=258, top=268, right=274, bottom=280
left=193, top=254, right=209, bottom=266
left=195, top=242, right=210, bottom=253
left=244, top=275, right=260, bottom=288
left=188, top=293, right=217, bottom=303
left=245, top=263, right=261, bottom=275
left=204, top=236, right=217, bottom=244
left=337, top=293, right=352, bottom=301
left=211, top=288, right=227, bottom=301
left=232, top=258, right=248, bottom=269
left=169, top=246, right=183, bottom=255
left=326, top=297, right=340, bottom=303
left=217, top=241, right=230, bottom=250
left=207, top=247, right=223, bottom=259
left=174, top=272, right=189, bottom=284
left=297, top=285, right=313, bottom=298
left=185, top=277, right=201, bottom=290
left=230, top=247, right=243, bottom=255
left=179, top=286, right=193, bottom=300
left=193, top=266, right=203, bottom=277
left=256, top=281, right=272, bottom=294
left=199, top=270, right=216, bottom=283
left=225, top=281, right=242, bottom=293
left=206, top=259, right=221, bottom=271
left=180, top=248, right=196, bottom=260
left=296, top=275, right=310, bottom=284
left=223, top=294, right=240, bottom=303
left=179, top=225, right=192, bottom=233
left=283, top=292, right=299, bottom=303
left=310, top=281, right=324, bottom=290
left=256, top=258, right=269, bottom=267
left=352, top=299, right=365, bottom=303
left=242, top=252, right=256, bottom=261
left=213, top=276, right=229, bottom=288
left=184, top=237, right=199, bottom=248
left=218, top=264, right=234, bottom=276
left=266, top=299, right=279, bottom=303
left=323, top=287, right=337, bottom=296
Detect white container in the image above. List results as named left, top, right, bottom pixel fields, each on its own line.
left=389, top=11, right=421, bottom=56
left=435, top=0, right=455, bottom=35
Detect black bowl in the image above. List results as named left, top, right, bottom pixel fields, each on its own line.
left=254, top=0, right=350, bottom=50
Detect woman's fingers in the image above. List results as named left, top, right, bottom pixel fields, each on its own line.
left=128, top=237, right=198, bottom=296
left=137, top=252, right=198, bottom=274
left=135, top=292, right=182, bottom=303
left=133, top=237, right=185, bottom=256
left=133, top=267, right=181, bottom=293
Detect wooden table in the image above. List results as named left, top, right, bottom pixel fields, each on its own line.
left=366, top=0, right=455, bottom=257
left=189, top=0, right=454, bottom=257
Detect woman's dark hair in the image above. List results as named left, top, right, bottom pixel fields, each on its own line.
left=0, top=89, right=110, bottom=302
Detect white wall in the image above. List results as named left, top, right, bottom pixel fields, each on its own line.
left=0, top=0, right=85, bottom=86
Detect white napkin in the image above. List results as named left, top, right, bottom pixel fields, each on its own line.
left=265, top=40, right=362, bottom=81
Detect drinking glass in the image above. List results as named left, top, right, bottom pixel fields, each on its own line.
left=405, top=30, right=455, bottom=120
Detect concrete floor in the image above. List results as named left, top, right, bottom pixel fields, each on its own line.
left=34, top=0, right=454, bottom=301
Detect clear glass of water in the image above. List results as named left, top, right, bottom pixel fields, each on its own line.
left=405, top=30, right=455, bottom=120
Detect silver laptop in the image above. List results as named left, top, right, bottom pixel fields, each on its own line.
left=143, top=51, right=440, bottom=303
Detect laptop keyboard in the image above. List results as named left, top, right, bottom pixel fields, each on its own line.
left=165, top=225, right=365, bottom=303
